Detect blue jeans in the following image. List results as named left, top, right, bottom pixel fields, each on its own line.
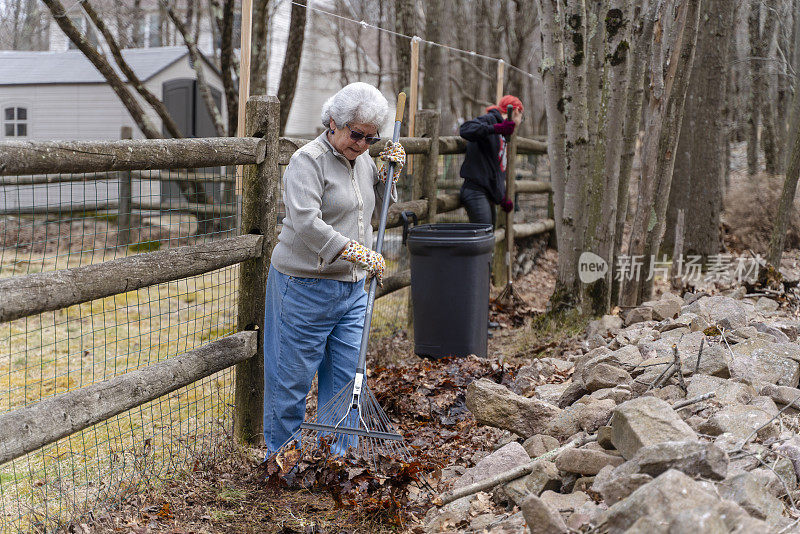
left=263, top=265, right=367, bottom=455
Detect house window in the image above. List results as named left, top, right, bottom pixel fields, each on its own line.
left=67, top=15, right=98, bottom=49
left=148, top=13, right=162, bottom=47
left=4, top=107, right=28, bottom=137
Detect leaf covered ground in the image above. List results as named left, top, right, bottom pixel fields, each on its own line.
left=65, top=245, right=574, bottom=534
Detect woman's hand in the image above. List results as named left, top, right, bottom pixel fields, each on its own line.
left=493, top=120, right=516, bottom=136
left=339, top=241, right=386, bottom=286
left=378, top=141, right=405, bottom=186
left=500, top=196, right=514, bottom=213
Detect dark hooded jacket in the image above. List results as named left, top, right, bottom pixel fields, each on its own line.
left=458, top=108, right=506, bottom=204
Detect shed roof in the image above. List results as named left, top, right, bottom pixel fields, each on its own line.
left=0, top=47, right=204, bottom=86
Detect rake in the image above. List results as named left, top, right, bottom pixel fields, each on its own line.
left=495, top=104, right=527, bottom=307
left=276, top=93, right=411, bottom=467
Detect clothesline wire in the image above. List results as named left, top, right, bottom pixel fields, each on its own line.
left=289, top=0, right=537, bottom=80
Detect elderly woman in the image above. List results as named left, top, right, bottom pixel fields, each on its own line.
left=263, top=82, right=405, bottom=455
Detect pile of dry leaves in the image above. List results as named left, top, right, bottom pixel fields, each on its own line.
left=258, top=355, right=530, bottom=527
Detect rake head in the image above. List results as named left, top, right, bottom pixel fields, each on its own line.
left=276, top=376, right=411, bottom=470
left=495, top=281, right=527, bottom=307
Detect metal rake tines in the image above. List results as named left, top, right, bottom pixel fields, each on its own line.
left=279, top=378, right=411, bottom=467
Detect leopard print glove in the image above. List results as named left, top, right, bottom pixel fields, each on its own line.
left=378, top=141, right=405, bottom=185
left=339, top=240, right=386, bottom=286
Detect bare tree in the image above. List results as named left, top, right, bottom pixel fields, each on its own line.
left=664, top=0, right=735, bottom=261
left=41, top=0, right=162, bottom=139
left=277, top=0, right=308, bottom=134
left=164, top=1, right=226, bottom=137
left=81, top=0, right=184, bottom=138
left=622, top=0, right=703, bottom=305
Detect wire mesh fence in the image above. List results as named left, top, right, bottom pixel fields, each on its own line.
left=0, top=167, right=239, bottom=532
left=0, top=130, right=551, bottom=532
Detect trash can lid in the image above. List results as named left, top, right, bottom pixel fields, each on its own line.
left=407, top=223, right=495, bottom=244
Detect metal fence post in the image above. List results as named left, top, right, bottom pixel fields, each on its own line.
left=118, top=126, right=132, bottom=246
left=234, top=95, right=280, bottom=445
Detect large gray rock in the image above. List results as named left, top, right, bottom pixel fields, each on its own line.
left=699, top=404, right=779, bottom=441
left=584, top=363, right=632, bottom=392
left=592, top=468, right=653, bottom=505
left=533, top=382, right=571, bottom=405
left=610, top=344, right=644, bottom=368
left=625, top=307, right=654, bottom=325
left=717, top=472, right=785, bottom=523
left=575, top=397, right=616, bottom=433
left=596, top=470, right=722, bottom=533
left=686, top=374, right=756, bottom=406
left=753, top=321, right=792, bottom=343
left=520, top=495, right=568, bottom=534
left=667, top=509, right=729, bottom=534
left=760, top=383, right=800, bottom=408
left=728, top=338, right=800, bottom=387
left=540, top=490, right=591, bottom=511
left=643, top=298, right=682, bottom=321
left=453, top=442, right=531, bottom=490
left=500, top=460, right=561, bottom=507
left=756, top=297, right=780, bottom=313
left=586, top=314, right=624, bottom=338
left=685, top=295, right=748, bottom=330
left=466, top=378, right=562, bottom=438
left=776, top=437, right=800, bottom=480
left=631, top=440, right=728, bottom=480
left=610, top=397, right=698, bottom=459
left=555, top=448, right=624, bottom=475
left=522, top=434, right=560, bottom=458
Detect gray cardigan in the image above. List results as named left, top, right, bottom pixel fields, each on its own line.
left=270, top=132, right=397, bottom=282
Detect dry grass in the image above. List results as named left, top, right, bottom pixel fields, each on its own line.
left=0, top=235, right=412, bottom=533
left=724, top=172, right=800, bottom=255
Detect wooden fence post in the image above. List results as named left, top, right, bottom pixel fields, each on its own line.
left=493, top=133, right=516, bottom=287
left=418, top=109, right=441, bottom=223
left=118, top=126, right=132, bottom=246
left=406, top=109, right=441, bottom=328
left=234, top=95, right=280, bottom=445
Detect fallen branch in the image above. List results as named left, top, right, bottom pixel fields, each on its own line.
left=436, top=434, right=597, bottom=506
left=671, top=392, right=715, bottom=410
left=672, top=344, right=687, bottom=393
left=694, top=338, right=705, bottom=375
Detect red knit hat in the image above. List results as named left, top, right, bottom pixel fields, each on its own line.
left=486, top=94, right=524, bottom=114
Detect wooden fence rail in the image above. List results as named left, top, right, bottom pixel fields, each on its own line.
left=0, top=234, right=262, bottom=323
left=0, top=331, right=257, bottom=465
left=0, top=95, right=553, bottom=465
left=0, top=137, right=266, bottom=176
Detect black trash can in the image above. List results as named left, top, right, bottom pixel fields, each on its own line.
left=406, top=223, right=495, bottom=359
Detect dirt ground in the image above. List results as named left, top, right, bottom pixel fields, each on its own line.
left=64, top=244, right=573, bottom=534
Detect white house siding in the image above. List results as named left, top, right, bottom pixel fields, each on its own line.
left=0, top=56, right=226, bottom=142
left=263, top=0, right=393, bottom=138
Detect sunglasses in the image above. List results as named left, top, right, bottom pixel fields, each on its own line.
left=345, top=123, right=382, bottom=145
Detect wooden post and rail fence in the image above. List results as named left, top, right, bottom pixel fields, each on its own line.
left=0, top=96, right=553, bottom=461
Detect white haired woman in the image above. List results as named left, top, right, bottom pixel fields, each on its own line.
left=263, top=82, right=405, bottom=455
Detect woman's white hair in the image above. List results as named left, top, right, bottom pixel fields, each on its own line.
left=320, top=82, right=389, bottom=131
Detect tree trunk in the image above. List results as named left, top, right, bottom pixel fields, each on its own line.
left=82, top=1, right=184, bottom=138
left=747, top=0, right=761, bottom=176
left=583, top=0, right=634, bottom=315
left=213, top=0, right=238, bottom=136
left=663, top=0, right=733, bottom=260
left=165, top=4, right=226, bottom=137
left=422, top=0, right=443, bottom=110
left=758, top=0, right=780, bottom=174
left=557, top=0, right=590, bottom=307
left=41, top=0, right=162, bottom=139
left=277, top=0, right=307, bottom=134
left=622, top=0, right=702, bottom=306
left=611, top=0, right=655, bottom=307
left=767, top=8, right=800, bottom=267
left=250, top=0, right=271, bottom=96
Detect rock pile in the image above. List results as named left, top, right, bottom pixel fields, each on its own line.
left=423, top=291, right=800, bottom=533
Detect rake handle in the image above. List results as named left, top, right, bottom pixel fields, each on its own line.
left=356, top=92, right=407, bottom=374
